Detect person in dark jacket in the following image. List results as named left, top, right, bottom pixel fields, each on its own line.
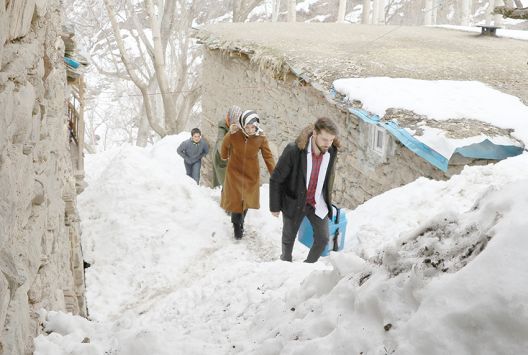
left=212, top=106, right=242, bottom=188
left=177, top=128, right=209, bottom=184
left=269, top=117, right=340, bottom=263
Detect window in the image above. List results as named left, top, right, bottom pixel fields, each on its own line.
left=371, top=126, right=386, bottom=155
left=376, top=130, right=384, bottom=150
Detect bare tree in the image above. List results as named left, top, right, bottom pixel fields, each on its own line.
left=494, top=0, right=528, bottom=19
left=94, top=0, right=202, bottom=142
left=362, top=0, right=371, bottom=24
left=233, top=0, right=265, bottom=22
left=102, top=0, right=166, bottom=137
left=460, top=0, right=471, bottom=25
left=287, top=0, right=296, bottom=22
left=272, top=0, right=281, bottom=21
left=337, top=0, right=347, bottom=22
left=424, top=0, right=433, bottom=25
left=377, top=0, right=386, bottom=23
left=371, top=0, right=378, bottom=23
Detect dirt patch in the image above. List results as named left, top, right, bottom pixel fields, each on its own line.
left=384, top=108, right=516, bottom=139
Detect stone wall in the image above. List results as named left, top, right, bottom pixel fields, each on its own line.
left=0, top=1, right=87, bottom=354
left=200, top=50, right=471, bottom=208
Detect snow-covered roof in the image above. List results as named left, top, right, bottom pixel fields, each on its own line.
left=195, top=23, right=528, bottom=171
left=334, top=77, right=527, bottom=171
left=194, top=23, right=528, bottom=105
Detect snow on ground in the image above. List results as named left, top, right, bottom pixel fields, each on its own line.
left=32, top=77, right=528, bottom=355
left=434, top=24, right=528, bottom=41
left=33, top=129, right=528, bottom=354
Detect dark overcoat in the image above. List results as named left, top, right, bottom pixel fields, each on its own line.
left=269, top=126, right=338, bottom=220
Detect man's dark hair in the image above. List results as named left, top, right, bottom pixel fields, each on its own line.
left=191, top=128, right=201, bottom=136
left=314, top=117, right=338, bottom=136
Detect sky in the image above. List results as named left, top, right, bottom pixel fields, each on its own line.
left=33, top=80, right=528, bottom=354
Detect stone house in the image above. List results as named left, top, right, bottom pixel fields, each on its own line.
left=194, top=23, right=527, bottom=208
left=1, top=1, right=88, bottom=353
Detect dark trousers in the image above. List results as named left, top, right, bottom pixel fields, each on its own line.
left=184, top=161, right=201, bottom=184
left=281, top=205, right=329, bottom=263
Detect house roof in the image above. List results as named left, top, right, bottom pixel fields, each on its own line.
left=333, top=77, right=527, bottom=171
left=195, top=23, right=527, bottom=170
left=194, top=23, right=528, bottom=105
left=351, top=107, right=524, bottom=172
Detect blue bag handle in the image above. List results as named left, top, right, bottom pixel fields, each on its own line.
left=332, top=205, right=340, bottom=252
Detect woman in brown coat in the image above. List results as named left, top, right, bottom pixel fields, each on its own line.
left=220, top=110, right=275, bottom=239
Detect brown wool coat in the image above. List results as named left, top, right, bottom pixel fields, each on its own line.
left=220, top=130, right=275, bottom=213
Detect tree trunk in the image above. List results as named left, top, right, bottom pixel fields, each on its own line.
left=287, top=0, right=296, bottom=22
left=337, top=0, right=347, bottom=22
left=461, top=0, right=471, bottom=26
left=486, top=0, right=496, bottom=25
left=145, top=0, right=179, bottom=134
left=432, top=0, right=438, bottom=24
left=362, top=0, right=370, bottom=24
left=372, top=0, right=379, bottom=24
left=377, top=0, right=385, bottom=23
left=136, top=109, right=149, bottom=147
left=233, top=0, right=243, bottom=22
left=272, top=0, right=281, bottom=21
left=175, top=87, right=201, bottom=132
left=233, top=0, right=265, bottom=22
left=424, top=0, right=433, bottom=25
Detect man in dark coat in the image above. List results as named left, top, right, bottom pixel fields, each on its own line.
left=177, top=128, right=209, bottom=184
left=269, top=117, right=340, bottom=263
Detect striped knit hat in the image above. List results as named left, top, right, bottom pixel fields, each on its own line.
left=239, top=110, right=262, bottom=136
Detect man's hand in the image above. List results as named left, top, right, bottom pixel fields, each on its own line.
left=271, top=211, right=280, bottom=217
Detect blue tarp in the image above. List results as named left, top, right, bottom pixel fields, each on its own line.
left=64, top=57, right=80, bottom=69
left=348, top=107, right=523, bottom=172
left=455, top=139, right=524, bottom=160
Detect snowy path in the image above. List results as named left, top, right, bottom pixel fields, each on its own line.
left=68, top=137, right=327, bottom=353
left=34, top=135, right=528, bottom=355
left=243, top=227, right=279, bottom=262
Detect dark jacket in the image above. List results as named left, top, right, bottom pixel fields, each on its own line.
left=269, top=126, right=338, bottom=220
left=177, top=138, right=209, bottom=165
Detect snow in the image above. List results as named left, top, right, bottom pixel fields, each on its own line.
left=33, top=126, right=528, bottom=353
left=416, top=128, right=520, bottom=159
left=333, top=77, right=528, bottom=158
left=306, top=14, right=331, bottom=23
left=297, top=0, right=319, bottom=13
left=435, top=25, right=528, bottom=41
left=344, top=5, right=363, bottom=24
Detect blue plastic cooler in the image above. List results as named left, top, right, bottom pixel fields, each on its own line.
left=297, top=205, right=347, bottom=256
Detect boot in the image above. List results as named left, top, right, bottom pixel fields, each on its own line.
left=233, top=223, right=243, bottom=240
left=280, top=244, right=293, bottom=262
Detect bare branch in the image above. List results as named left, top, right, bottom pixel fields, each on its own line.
left=103, top=0, right=166, bottom=137
left=493, top=5, right=528, bottom=19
